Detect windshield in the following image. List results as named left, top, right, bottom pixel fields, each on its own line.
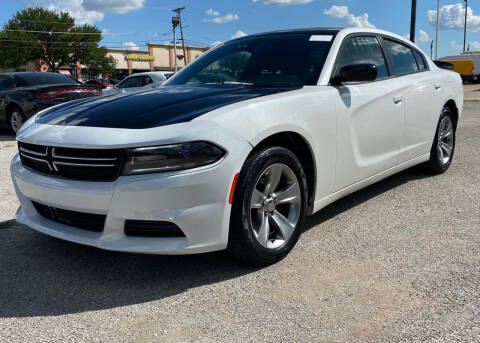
left=166, top=33, right=334, bottom=87
left=14, top=73, right=79, bottom=86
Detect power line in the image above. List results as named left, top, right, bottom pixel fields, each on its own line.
left=3, top=29, right=131, bottom=35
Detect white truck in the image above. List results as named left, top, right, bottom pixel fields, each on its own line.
left=442, top=53, right=480, bottom=83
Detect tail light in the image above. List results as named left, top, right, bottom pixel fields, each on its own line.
left=35, top=88, right=102, bottom=99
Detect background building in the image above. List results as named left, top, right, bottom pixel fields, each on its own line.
left=2, top=43, right=209, bottom=82
left=106, top=43, right=209, bottom=80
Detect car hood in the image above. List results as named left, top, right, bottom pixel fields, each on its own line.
left=35, top=84, right=299, bottom=129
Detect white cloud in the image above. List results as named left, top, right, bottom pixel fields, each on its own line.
left=83, top=0, right=144, bottom=14
left=205, top=9, right=220, bottom=16
left=324, top=5, right=349, bottom=18
left=204, top=13, right=239, bottom=24
left=122, top=41, right=139, bottom=50
left=23, top=0, right=144, bottom=25
left=451, top=40, right=461, bottom=51
left=428, top=4, right=480, bottom=32
left=451, top=40, right=480, bottom=52
left=324, top=5, right=375, bottom=29
left=418, top=29, right=431, bottom=43
left=252, top=0, right=313, bottom=5
left=231, top=30, right=247, bottom=39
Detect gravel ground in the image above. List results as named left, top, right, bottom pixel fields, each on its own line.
left=0, top=102, right=479, bottom=343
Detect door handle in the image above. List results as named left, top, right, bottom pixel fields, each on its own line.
left=393, top=96, right=403, bottom=104
left=434, top=82, right=441, bottom=90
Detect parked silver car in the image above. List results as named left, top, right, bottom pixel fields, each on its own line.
left=102, top=71, right=174, bottom=95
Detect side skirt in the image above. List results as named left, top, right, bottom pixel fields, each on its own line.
left=312, top=153, right=430, bottom=214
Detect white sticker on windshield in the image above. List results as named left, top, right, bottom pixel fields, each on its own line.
left=309, top=35, right=333, bottom=42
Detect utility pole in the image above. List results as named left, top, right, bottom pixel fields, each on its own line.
left=430, top=40, right=434, bottom=59
left=173, top=7, right=188, bottom=66
left=464, top=0, right=468, bottom=54
left=435, top=0, right=440, bottom=59
left=172, top=16, right=180, bottom=72
left=410, top=0, right=417, bottom=42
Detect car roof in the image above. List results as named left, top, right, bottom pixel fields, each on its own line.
left=230, top=27, right=411, bottom=44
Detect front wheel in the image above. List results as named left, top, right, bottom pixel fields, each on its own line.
left=425, top=107, right=456, bottom=174
left=8, top=107, right=26, bottom=134
left=228, top=147, right=308, bottom=265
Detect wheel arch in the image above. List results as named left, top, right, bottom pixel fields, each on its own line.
left=246, top=131, right=317, bottom=214
left=444, top=99, right=459, bottom=129
left=5, top=101, right=23, bottom=117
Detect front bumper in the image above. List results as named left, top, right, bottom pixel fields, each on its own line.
left=10, top=142, right=247, bottom=254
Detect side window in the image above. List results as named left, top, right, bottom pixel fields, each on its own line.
left=335, top=36, right=389, bottom=80
left=0, top=76, right=14, bottom=91
left=413, top=50, right=428, bottom=71
left=119, top=76, right=143, bottom=88
left=143, top=76, right=153, bottom=85
left=383, top=39, right=419, bottom=75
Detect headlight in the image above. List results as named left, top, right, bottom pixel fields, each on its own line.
left=122, top=141, right=226, bottom=175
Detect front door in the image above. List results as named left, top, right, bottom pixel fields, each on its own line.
left=332, top=35, right=405, bottom=190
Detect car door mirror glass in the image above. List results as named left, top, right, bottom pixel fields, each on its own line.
left=433, top=60, right=454, bottom=70
left=333, top=64, right=378, bottom=84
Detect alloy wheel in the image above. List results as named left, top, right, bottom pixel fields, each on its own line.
left=249, top=163, right=301, bottom=249
left=10, top=111, right=23, bottom=133
left=437, top=115, right=454, bottom=165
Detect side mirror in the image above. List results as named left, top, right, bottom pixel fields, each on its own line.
left=332, top=64, right=378, bottom=85
left=114, top=84, right=119, bottom=89
left=434, top=60, right=454, bottom=70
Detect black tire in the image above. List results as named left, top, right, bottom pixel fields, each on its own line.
left=8, top=106, right=26, bottom=134
left=227, top=147, right=308, bottom=266
left=425, top=106, right=456, bottom=174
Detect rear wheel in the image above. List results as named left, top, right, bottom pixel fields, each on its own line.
left=228, top=147, right=308, bottom=265
left=8, top=106, right=26, bottom=134
left=425, top=107, right=456, bottom=174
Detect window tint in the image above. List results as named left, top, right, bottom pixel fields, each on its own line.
left=413, top=50, right=428, bottom=71
left=14, top=72, right=79, bottom=86
left=0, top=76, right=14, bottom=91
left=384, top=39, right=419, bottom=75
left=119, top=76, right=144, bottom=88
left=335, top=36, right=388, bottom=80
left=144, top=76, right=153, bottom=85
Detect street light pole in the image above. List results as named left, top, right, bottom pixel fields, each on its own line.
left=435, top=0, right=440, bottom=59
left=410, top=0, right=417, bottom=42
left=464, top=0, right=468, bottom=54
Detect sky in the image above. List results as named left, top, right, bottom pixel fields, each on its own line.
left=1, top=0, right=480, bottom=58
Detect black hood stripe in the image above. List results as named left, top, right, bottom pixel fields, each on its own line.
left=36, top=85, right=299, bottom=129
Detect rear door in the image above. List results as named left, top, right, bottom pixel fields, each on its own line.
left=382, top=38, right=443, bottom=161
left=332, top=35, right=406, bottom=190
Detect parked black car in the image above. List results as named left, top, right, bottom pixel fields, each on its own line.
left=0, top=72, right=102, bottom=133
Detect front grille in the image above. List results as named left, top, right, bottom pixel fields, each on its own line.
left=125, top=220, right=185, bottom=237
left=19, top=142, right=122, bottom=181
left=32, top=201, right=106, bottom=232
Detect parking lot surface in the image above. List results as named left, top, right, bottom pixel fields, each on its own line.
left=0, top=101, right=479, bottom=343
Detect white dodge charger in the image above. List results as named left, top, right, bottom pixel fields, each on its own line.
left=11, top=28, right=463, bottom=265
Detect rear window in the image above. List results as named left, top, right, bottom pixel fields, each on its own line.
left=413, top=50, right=428, bottom=71
left=14, top=73, right=79, bottom=86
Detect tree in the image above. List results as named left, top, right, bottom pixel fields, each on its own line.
left=0, top=7, right=103, bottom=72
left=83, top=47, right=117, bottom=79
